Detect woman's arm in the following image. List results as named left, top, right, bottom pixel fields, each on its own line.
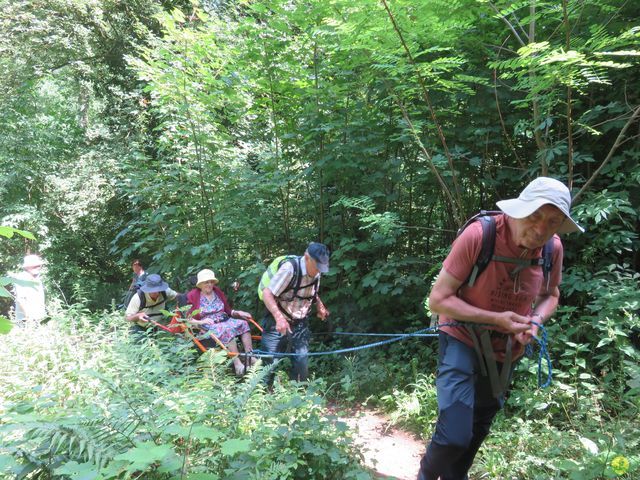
left=188, top=318, right=207, bottom=326
left=230, top=309, right=252, bottom=320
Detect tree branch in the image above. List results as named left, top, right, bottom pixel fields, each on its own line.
left=562, top=0, right=574, bottom=189
left=487, top=1, right=526, bottom=47
left=380, top=0, right=464, bottom=217
left=493, top=36, right=526, bottom=170
left=573, top=105, right=640, bottom=204
left=392, top=94, right=462, bottom=225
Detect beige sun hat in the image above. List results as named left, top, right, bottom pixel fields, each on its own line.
left=196, top=269, right=219, bottom=288
left=23, top=254, right=44, bottom=269
left=496, top=177, right=584, bottom=234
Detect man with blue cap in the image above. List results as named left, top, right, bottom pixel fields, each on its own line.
left=260, top=242, right=331, bottom=384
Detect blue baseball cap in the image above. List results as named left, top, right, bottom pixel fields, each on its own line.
left=307, top=242, right=330, bottom=273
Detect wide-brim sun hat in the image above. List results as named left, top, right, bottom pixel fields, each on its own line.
left=23, top=254, right=44, bottom=269
left=496, top=177, right=584, bottom=234
left=140, top=273, right=169, bottom=293
left=196, top=269, right=219, bottom=288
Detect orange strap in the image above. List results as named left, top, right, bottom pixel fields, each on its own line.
left=181, top=313, right=262, bottom=357
left=206, top=332, right=240, bottom=357
left=183, top=327, right=207, bottom=353
left=248, top=316, right=263, bottom=333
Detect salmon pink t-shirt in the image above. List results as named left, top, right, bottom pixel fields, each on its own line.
left=438, top=214, right=563, bottom=361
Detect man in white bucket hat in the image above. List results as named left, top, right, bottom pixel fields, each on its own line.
left=13, top=254, right=47, bottom=328
left=495, top=176, right=583, bottom=236
left=418, top=177, right=583, bottom=480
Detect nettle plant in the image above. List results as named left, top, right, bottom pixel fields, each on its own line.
left=0, top=307, right=371, bottom=480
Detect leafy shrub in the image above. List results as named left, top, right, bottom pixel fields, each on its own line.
left=379, top=374, right=438, bottom=436
left=476, top=416, right=639, bottom=479
left=0, top=305, right=372, bottom=479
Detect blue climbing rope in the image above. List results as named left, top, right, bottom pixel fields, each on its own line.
left=251, top=326, right=436, bottom=357
left=530, top=320, right=552, bottom=388
left=327, top=332, right=440, bottom=338
left=244, top=321, right=553, bottom=388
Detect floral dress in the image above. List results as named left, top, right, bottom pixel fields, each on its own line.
left=199, top=292, right=250, bottom=345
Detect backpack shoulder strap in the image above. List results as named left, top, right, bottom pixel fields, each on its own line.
left=465, top=214, right=497, bottom=288
left=458, top=210, right=556, bottom=292
left=281, top=256, right=301, bottom=295
left=293, top=257, right=320, bottom=299
left=138, top=290, right=167, bottom=310
left=138, top=290, right=146, bottom=310
left=541, top=237, right=555, bottom=290
left=279, top=256, right=320, bottom=301
left=274, top=257, right=300, bottom=316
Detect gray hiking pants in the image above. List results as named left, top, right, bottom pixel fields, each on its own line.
left=418, top=332, right=516, bottom=480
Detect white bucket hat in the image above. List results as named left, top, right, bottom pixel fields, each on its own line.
left=496, top=177, right=584, bottom=234
left=23, top=254, right=44, bottom=269
left=196, top=269, right=219, bottom=289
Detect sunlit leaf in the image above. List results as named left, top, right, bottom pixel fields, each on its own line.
left=220, top=439, right=251, bottom=456
left=0, top=317, right=13, bottom=334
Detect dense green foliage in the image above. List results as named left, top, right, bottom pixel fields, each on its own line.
left=0, top=0, right=639, bottom=478
left=0, top=311, right=370, bottom=479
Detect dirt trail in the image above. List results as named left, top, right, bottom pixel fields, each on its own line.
left=335, top=407, right=425, bottom=480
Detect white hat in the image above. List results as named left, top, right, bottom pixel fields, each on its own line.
left=23, top=254, right=44, bottom=269
left=496, top=177, right=584, bottom=234
left=196, top=269, right=219, bottom=288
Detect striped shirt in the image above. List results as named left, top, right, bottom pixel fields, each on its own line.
left=268, top=257, right=320, bottom=320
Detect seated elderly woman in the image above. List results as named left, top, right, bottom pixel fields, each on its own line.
left=186, top=269, right=254, bottom=375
